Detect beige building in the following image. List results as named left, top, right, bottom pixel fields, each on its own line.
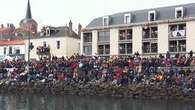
left=81, top=3, right=195, bottom=57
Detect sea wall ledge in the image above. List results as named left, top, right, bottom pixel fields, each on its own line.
left=0, top=81, right=195, bottom=100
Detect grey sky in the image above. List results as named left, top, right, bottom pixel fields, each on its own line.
left=0, top=0, right=194, bottom=30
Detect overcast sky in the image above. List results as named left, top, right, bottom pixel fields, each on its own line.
left=0, top=0, right=194, bottom=31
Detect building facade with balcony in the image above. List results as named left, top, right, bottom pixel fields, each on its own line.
left=81, top=3, right=195, bottom=57
left=25, top=24, right=80, bottom=60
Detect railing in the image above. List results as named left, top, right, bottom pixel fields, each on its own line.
left=169, top=30, right=186, bottom=38
left=143, top=66, right=195, bottom=72
left=98, top=49, right=110, bottom=55
left=36, top=46, right=50, bottom=55
left=119, top=35, right=132, bottom=41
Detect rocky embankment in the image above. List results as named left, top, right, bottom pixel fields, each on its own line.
left=0, top=82, right=195, bottom=100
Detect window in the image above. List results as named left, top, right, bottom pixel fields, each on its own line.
left=103, top=16, right=109, bottom=26
left=105, top=45, right=110, bottom=54
left=175, top=7, right=184, bottom=18
left=9, top=47, right=12, bottom=55
left=83, top=45, right=92, bottom=55
left=98, top=31, right=110, bottom=42
left=143, top=42, right=150, bottom=53
left=142, top=42, right=158, bottom=53
left=119, top=44, right=125, bottom=54
left=178, top=24, right=186, bottom=30
left=57, top=41, right=60, bottom=49
left=151, top=43, right=158, bottom=53
left=43, top=41, right=47, bottom=47
left=119, top=30, right=126, bottom=40
left=98, top=45, right=110, bottom=55
left=119, top=43, right=132, bottom=54
left=3, top=47, right=6, bottom=55
left=127, top=29, right=132, bottom=39
left=143, top=28, right=150, bottom=38
left=14, top=47, right=20, bottom=54
left=124, top=13, right=131, bottom=24
left=15, top=49, right=20, bottom=54
left=119, top=29, right=132, bottom=40
left=143, top=26, right=158, bottom=39
left=148, top=10, right=156, bottom=21
left=169, top=40, right=186, bottom=52
left=169, top=24, right=186, bottom=38
left=83, top=32, right=92, bottom=42
left=169, top=41, right=177, bottom=52
left=98, top=45, right=104, bottom=55
left=178, top=40, right=186, bottom=52
left=150, top=13, right=155, bottom=21
left=126, top=43, right=132, bottom=54
left=151, top=27, right=158, bottom=38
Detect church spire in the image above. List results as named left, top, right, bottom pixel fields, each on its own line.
left=25, top=0, right=32, bottom=19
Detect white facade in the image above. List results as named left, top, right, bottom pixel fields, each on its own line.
left=25, top=36, right=80, bottom=60
left=0, top=45, right=25, bottom=56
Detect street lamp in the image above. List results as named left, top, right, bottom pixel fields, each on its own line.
left=27, top=26, right=31, bottom=73
left=27, top=26, right=34, bottom=73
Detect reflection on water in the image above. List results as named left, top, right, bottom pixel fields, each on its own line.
left=0, top=94, right=194, bottom=110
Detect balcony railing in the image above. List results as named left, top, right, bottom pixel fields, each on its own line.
left=98, top=49, right=110, bottom=55
left=169, top=30, right=186, bottom=38
left=36, top=46, right=50, bottom=55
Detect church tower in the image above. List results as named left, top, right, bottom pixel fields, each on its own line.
left=20, top=0, right=37, bottom=34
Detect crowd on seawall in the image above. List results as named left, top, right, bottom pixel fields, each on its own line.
left=1, top=53, right=195, bottom=99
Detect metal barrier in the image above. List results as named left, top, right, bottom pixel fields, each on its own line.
left=142, top=66, right=195, bottom=72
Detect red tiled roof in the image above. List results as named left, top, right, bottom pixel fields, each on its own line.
left=0, top=39, right=25, bottom=46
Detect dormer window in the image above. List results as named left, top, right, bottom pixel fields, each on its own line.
left=124, top=13, right=131, bottom=24
left=175, top=7, right=184, bottom=18
left=103, top=16, right=109, bottom=26
left=148, top=10, right=156, bottom=21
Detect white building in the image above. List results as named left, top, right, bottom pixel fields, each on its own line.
left=0, top=39, right=26, bottom=59
left=81, top=3, right=195, bottom=57
left=25, top=25, right=80, bottom=60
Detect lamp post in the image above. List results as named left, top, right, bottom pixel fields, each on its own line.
left=27, top=27, right=31, bottom=73
left=27, top=26, right=35, bottom=73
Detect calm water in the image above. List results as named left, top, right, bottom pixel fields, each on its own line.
left=0, top=94, right=195, bottom=110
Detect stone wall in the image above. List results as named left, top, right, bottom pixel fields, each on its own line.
left=0, top=82, right=195, bottom=100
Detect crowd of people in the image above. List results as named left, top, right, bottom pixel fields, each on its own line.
left=0, top=53, right=195, bottom=91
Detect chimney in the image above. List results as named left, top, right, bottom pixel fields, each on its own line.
left=78, top=23, right=82, bottom=37
left=69, top=20, right=72, bottom=32
left=1, top=24, right=4, bottom=28
left=7, top=23, right=10, bottom=28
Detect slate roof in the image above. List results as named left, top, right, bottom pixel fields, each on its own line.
left=31, top=26, right=79, bottom=39
left=0, top=26, right=79, bottom=40
left=86, top=3, right=195, bottom=28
